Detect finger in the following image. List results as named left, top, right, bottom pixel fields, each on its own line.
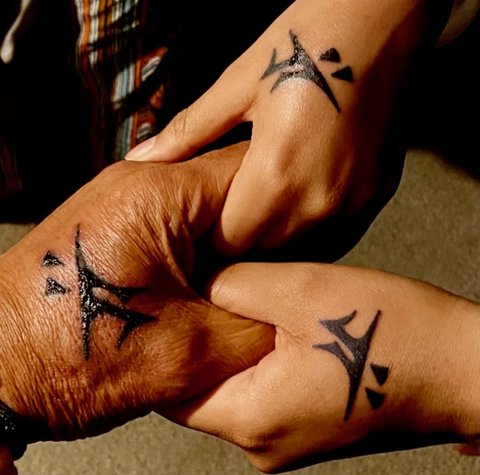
left=201, top=304, right=275, bottom=384
left=208, top=262, right=315, bottom=327
left=125, top=66, right=253, bottom=162
left=212, top=140, right=287, bottom=255
left=166, top=363, right=260, bottom=443
left=172, top=141, right=249, bottom=239
left=0, top=446, right=17, bottom=475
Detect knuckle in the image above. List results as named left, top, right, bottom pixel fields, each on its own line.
left=303, top=184, right=345, bottom=222
left=264, top=163, right=293, bottom=199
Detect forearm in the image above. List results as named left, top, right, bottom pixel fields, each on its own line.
left=270, top=0, right=454, bottom=44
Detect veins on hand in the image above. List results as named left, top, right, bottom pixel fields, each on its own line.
left=42, top=226, right=155, bottom=360
left=313, top=310, right=389, bottom=420
left=261, top=30, right=354, bottom=112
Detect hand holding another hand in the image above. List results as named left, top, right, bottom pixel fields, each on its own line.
left=170, top=263, right=479, bottom=472
left=126, top=0, right=446, bottom=256
left=0, top=143, right=273, bottom=447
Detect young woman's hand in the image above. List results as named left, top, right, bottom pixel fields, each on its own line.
left=127, top=0, right=450, bottom=254
left=169, top=263, right=479, bottom=472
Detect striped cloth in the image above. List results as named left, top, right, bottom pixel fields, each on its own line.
left=0, top=0, right=174, bottom=202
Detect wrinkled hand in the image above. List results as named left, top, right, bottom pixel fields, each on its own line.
left=0, top=142, right=273, bottom=443
left=169, top=263, right=479, bottom=473
left=125, top=0, right=439, bottom=255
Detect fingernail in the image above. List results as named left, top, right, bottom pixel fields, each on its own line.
left=125, top=136, right=156, bottom=161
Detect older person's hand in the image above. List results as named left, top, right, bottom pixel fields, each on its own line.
left=0, top=143, right=274, bottom=448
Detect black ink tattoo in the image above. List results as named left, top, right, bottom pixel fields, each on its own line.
left=365, top=387, right=385, bottom=409
left=364, top=363, right=389, bottom=411
left=319, top=47, right=341, bottom=63
left=42, top=227, right=155, bottom=360
left=261, top=31, right=354, bottom=112
left=45, top=277, right=70, bottom=296
left=313, top=310, right=388, bottom=420
left=370, top=363, right=389, bottom=385
left=42, top=251, right=64, bottom=267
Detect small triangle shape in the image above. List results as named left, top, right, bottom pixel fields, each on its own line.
left=42, top=251, right=64, bottom=267
left=365, top=388, right=385, bottom=410
left=320, top=48, right=341, bottom=63
left=331, top=66, right=354, bottom=82
left=370, top=364, right=389, bottom=386
left=45, top=277, right=69, bottom=295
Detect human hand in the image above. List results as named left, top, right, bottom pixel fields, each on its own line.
left=126, top=0, right=448, bottom=255
left=0, top=142, right=273, bottom=447
left=169, top=263, right=479, bottom=472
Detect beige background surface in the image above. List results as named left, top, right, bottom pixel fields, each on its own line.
left=1, top=149, right=478, bottom=474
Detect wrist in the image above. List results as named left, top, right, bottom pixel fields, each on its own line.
left=396, top=291, right=480, bottom=442
left=429, top=297, right=480, bottom=440
left=281, top=0, right=454, bottom=48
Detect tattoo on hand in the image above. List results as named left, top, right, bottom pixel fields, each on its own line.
left=261, top=30, right=353, bottom=112
left=42, top=226, right=155, bottom=360
left=313, top=310, right=389, bottom=420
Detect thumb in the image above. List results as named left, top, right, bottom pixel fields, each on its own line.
left=208, top=262, right=306, bottom=327
left=125, top=67, right=253, bottom=162
left=173, top=141, right=249, bottom=239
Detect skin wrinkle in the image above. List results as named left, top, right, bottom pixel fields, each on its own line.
left=0, top=143, right=278, bottom=449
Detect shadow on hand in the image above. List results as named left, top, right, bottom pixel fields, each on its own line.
left=191, top=124, right=406, bottom=292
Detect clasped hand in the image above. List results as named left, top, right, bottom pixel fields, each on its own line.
left=0, top=142, right=273, bottom=445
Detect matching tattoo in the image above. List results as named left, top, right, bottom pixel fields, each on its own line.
left=313, top=310, right=389, bottom=420
left=41, top=228, right=388, bottom=420
left=42, top=226, right=155, bottom=360
left=41, top=31, right=354, bottom=360
left=262, top=30, right=354, bottom=112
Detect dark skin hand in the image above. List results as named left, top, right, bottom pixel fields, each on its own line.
left=0, top=142, right=274, bottom=445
